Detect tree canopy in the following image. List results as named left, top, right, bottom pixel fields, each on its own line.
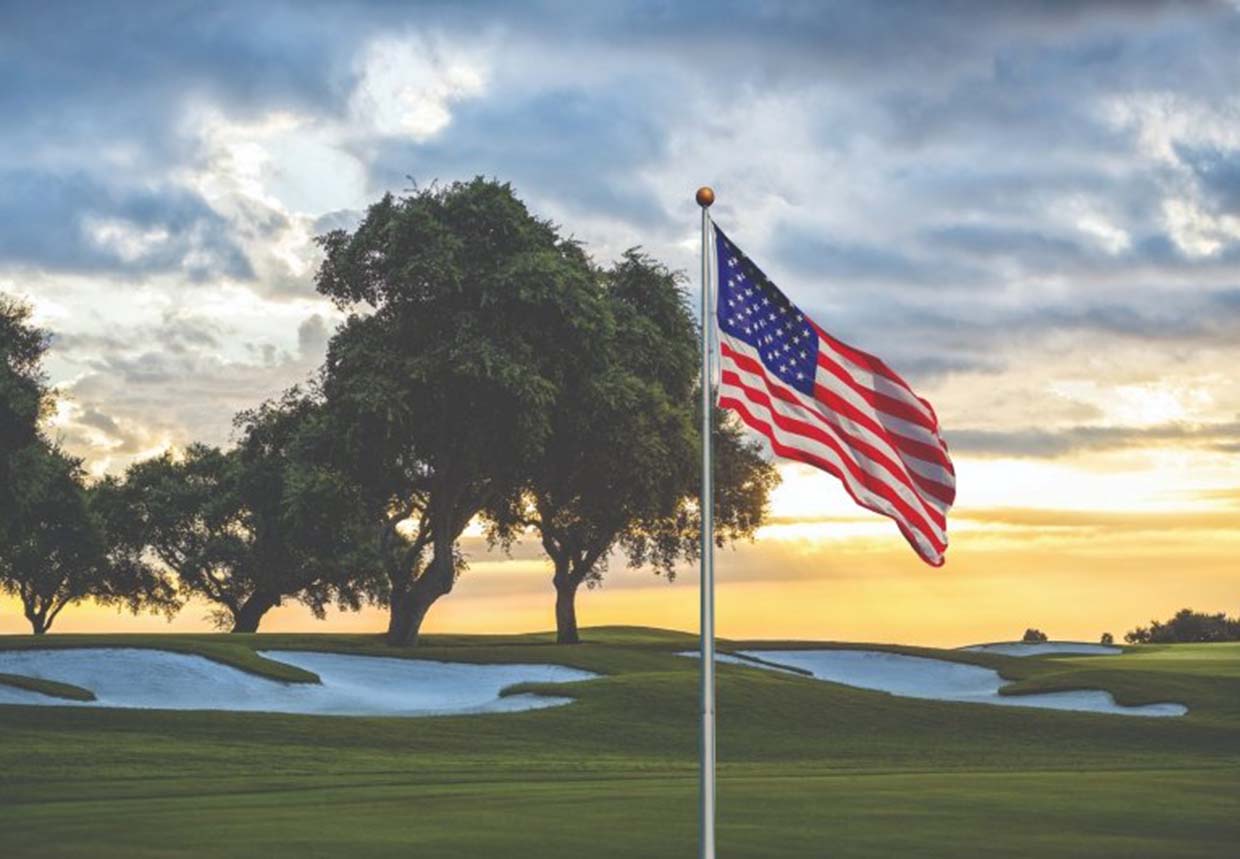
left=504, top=250, right=779, bottom=643
left=0, top=443, right=177, bottom=634
left=315, top=178, right=611, bottom=645
left=0, top=295, right=49, bottom=458
left=121, top=391, right=371, bottom=632
left=1125, top=608, right=1240, bottom=644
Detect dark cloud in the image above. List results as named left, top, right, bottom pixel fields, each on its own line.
left=5, top=0, right=1240, bottom=470
left=958, top=506, right=1240, bottom=531
left=366, top=86, right=674, bottom=228
left=1176, top=145, right=1240, bottom=215
left=947, top=420, right=1240, bottom=458
left=0, top=169, right=251, bottom=280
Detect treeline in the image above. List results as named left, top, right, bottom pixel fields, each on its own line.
left=0, top=179, right=778, bottom=645
left=1125, top=609, right=1240, bottom=644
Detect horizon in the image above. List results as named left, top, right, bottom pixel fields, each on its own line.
left=3, top=1, right=1239, bottom=644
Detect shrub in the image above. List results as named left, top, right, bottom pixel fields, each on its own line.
left=1125, top=608, right=1240, bottom=644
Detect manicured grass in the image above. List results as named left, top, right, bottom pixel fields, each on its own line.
left=0, top=671, right=95, bottom=701
left=0, top=627, right=1237, bottom=857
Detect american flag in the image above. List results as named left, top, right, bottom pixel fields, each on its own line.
left=713, top=226, right=955, bottom=566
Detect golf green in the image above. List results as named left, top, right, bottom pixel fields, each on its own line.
left=1, top=628, right=1237, bottom=857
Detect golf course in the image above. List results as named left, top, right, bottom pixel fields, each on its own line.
left=1, top=627, right=1237, bottom=857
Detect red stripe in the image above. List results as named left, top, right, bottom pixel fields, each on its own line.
left=911, top=470, right=956, bottom=508
left=720, top=372, right=947, bottom=548
left=811, top=321, right=942, bottom=428
left=719, top=394, right=946, bottom=566
left=721, top=366, right=947, bottom=530
left=721, top=343, right=954, bottom=477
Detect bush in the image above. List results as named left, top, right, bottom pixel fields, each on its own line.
left=1022, top=628, right=1048, bottom=643
left=1100, top=632, right=1114, bottom=645
left=1125, top=608, right=1240, bottom=644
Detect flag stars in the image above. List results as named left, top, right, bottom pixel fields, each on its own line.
left=715, top=232, right=819, bottom=396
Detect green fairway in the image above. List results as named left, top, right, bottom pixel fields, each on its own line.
left=1, top=628, right=1237, bottom=857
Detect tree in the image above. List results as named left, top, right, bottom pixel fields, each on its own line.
left=1125, top=608, right=1240, bottom=644
left=1022, top=628, right=1048, bottom=643
left=315, top=178, right=609, bottom=646
left=506, top=251, right=779, bottom=643
left=0, top=443, right=178, bottom=634
left=0, top=295, right=49, bottom=458
left=123, top=392, right=371, bottom=632
left=1100, top=632, right=1114, bottom=645
left=1, top=295, right=51, bottom=532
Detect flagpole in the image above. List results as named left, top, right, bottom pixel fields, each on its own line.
left=695, top=185, right=716, bottom=859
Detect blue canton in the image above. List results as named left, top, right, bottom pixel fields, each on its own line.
left=715, top=228, right=819, bottom=396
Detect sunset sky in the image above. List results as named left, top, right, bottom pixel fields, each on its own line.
left=2, top=1, right=1238, bottom=644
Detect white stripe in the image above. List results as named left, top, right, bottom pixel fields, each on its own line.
left=718, top=384, right=945, bottom=562
left=720, top=350, right=947, bottom=538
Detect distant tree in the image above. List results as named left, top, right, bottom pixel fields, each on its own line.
left=1022, top=628, right=1048, bottom=643
left=123, top=392, right=371, bottom=632
left=0, top=295, right=49, bottom=456
left=1100, top=632, right=1114, bottom=646
left=503, top=251, right=779, bottom=643
left=315, top=178, right=610, bottom=646
left=1124, top=625, right=1150, bottom=644
left=0, top=443, right=178, bottom=634
left=1125, top=608, right=1240, bottom=644
left=1, top=295, right=51, bottom=533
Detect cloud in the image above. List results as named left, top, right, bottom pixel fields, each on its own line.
left=957, top=506, right=1240, bottom=531
left=4, top=0, right=1240, bottom=480
left=0, top=169, right=251, bottom=280
left=947, top=420, right=1240, bottom=458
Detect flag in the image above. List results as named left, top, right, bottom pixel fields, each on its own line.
left=712, top=226, right=955, bottom=565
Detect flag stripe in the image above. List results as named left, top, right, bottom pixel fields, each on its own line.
left=719, top=358, right=947, bottom=545
left=720, top=366, right=947, bottom=542
left=726, top=340, right=952, bottom=485
left=722, top=341, right=950, bottom=526
left=712, top=224, right=955, bottom=566
left=718, top=391, right=947, bottom=564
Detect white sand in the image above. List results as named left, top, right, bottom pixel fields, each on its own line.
left=962, top=642, right=1123, bottom=657
left=689, top=649, right=1185, bottom=717
left=0, top=648, right=596, bottom=716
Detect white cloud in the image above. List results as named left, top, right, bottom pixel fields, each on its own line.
left=83, top=217, right=171, bottom=263
left=350, top=35, right=487, bottom=141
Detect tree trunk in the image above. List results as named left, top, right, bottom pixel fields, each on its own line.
left=23, top=600, right=49, bottom=635
left=230, top=593, right=277, bottom=633
left=553, top=563, right=582, bottom=644
left=386, top=530, right=457, bottom=647
left=386, top=588, right=417, bottom=646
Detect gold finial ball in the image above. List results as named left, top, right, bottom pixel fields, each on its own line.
left=695, top=186, right=716, bottom=208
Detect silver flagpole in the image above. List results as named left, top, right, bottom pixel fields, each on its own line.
left=695, top=185, right=716, bottom=859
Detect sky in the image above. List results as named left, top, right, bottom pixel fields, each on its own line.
left=2, top=0, right=1239, bottom=645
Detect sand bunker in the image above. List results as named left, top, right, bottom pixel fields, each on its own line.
left=0, top=648, right=596, bottom=716
left=962, top=642, right=1123, bottom=657
left=692, top=649, right=1184, bottom=717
